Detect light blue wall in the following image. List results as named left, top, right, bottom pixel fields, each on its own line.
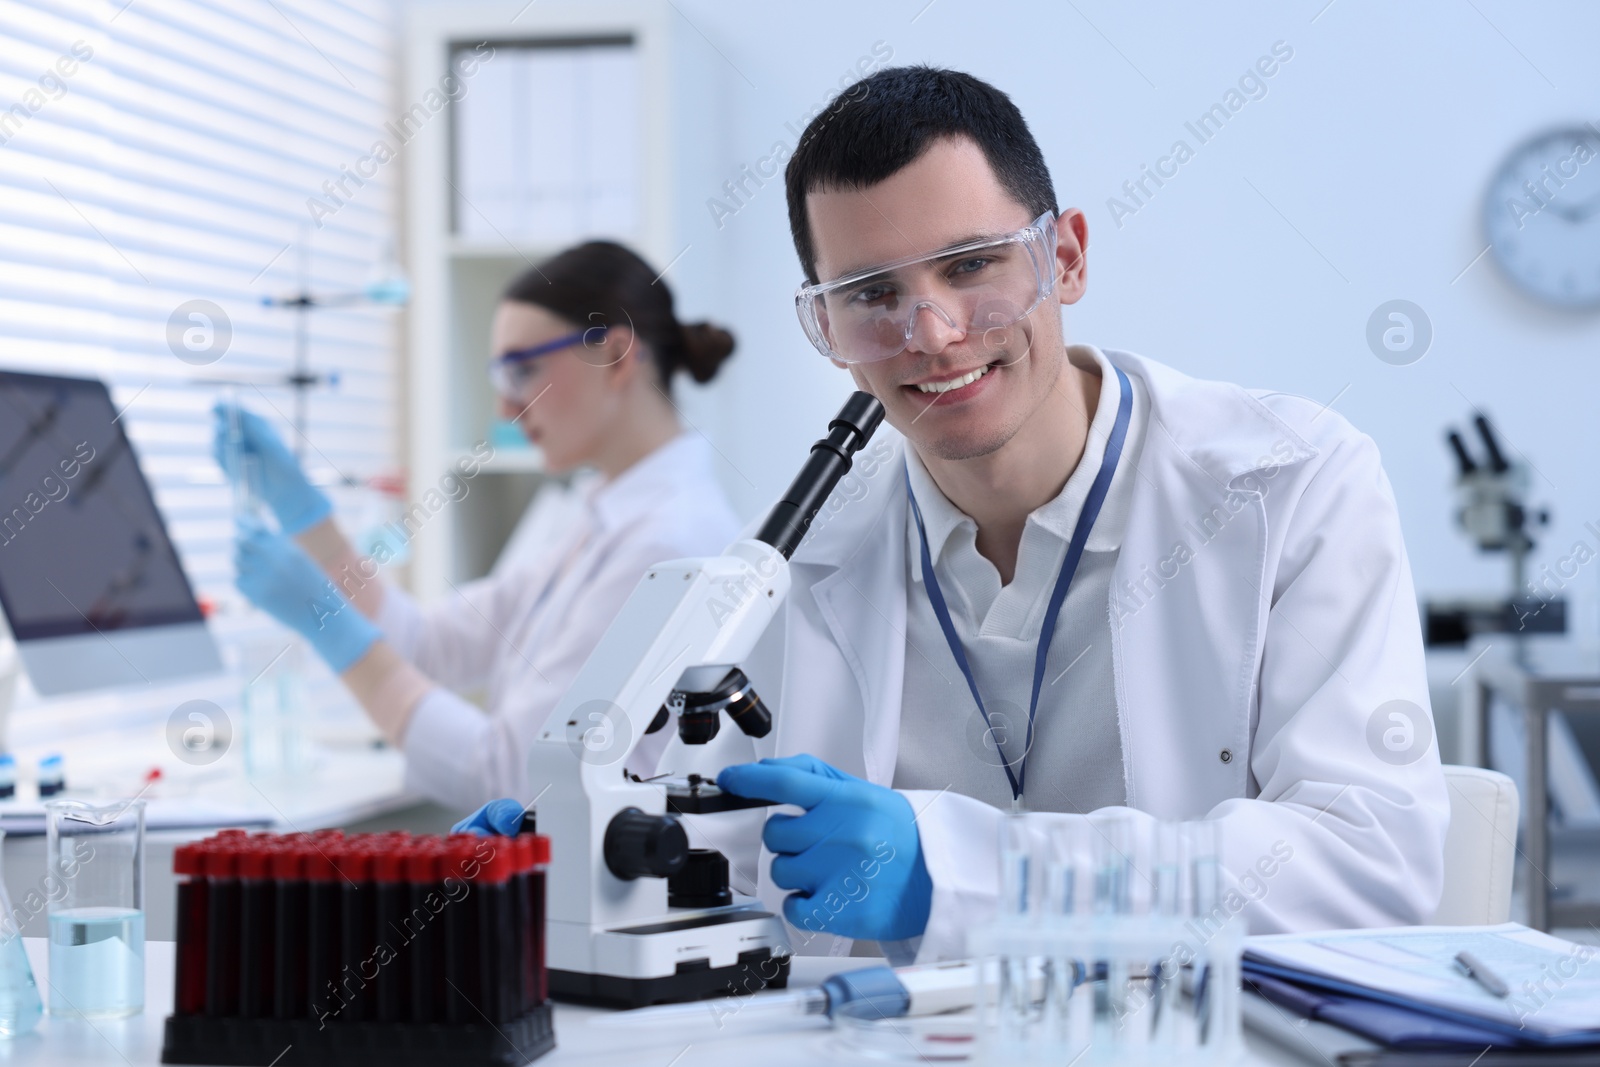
left=657, top=0, right=1600, bottom=638
left=424, top=0, right=1600, bottom=636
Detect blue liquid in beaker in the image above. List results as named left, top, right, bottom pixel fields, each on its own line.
left=48, top=907, right=144, bottom=1018
left=0, top=934, right=42, bottom=1036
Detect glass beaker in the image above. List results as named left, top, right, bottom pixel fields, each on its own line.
left=44, top=798, right=145, bottom=1018
left=0, top=829, right=43, bottom=1037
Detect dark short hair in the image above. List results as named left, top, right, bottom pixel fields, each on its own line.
left=784, top=65, right=1058, bottom=284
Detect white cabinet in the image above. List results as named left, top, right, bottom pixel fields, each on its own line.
left=401, top=1, right=677, bottom=600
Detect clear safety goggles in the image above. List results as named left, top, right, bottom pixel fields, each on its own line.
left=488, top=328, right=605, bottom=400
left=795, top=212, right=1058, bottom=364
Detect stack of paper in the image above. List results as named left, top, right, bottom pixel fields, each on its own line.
left=1244, top=923, right=1600, bottom=1049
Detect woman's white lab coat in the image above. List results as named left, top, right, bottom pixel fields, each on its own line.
left=381, top=432, right=739, bottom=811
left=721, top=347, right=1450, bottom=963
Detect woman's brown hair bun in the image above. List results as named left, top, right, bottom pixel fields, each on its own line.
left=501, top=241, right=737, bottom=387
left=677, top=322, right=736, bottom=384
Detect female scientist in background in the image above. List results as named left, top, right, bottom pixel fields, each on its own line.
left=217, top=241, right=740, bottom=810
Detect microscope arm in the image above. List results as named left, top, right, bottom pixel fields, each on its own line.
left=526, top=392, right=886, bottom=946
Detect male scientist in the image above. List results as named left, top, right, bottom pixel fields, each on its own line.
left=464, top=65, right=1450, bottom=963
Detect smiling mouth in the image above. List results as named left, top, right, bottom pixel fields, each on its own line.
left=911, top=363, right=994, bottom=395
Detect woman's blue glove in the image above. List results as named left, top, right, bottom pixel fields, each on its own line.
left=213, top=402, right=332, bottom=534
left=718, top=754, right=932, bottom=942
left=452, top=798, right=527, bottom=836
left=234, top=518, right=378, bottom=673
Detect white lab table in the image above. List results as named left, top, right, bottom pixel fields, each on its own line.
left=0, top=940, right=1369, bottom=1066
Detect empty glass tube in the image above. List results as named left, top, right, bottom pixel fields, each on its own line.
left=0, top=830, right=43, bottom=1037
left=221, top=386, right=264, bottom=523
left=971, top=812, right=1242, bottom=1065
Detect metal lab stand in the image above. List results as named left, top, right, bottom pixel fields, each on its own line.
left=1472, top=641, right=1600, bottom=931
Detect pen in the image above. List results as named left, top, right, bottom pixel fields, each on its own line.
left=1455, top=950, right=1509, bottom=997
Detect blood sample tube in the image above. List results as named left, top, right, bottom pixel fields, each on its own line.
left=337, top=840, right=374, bottom=1022
left=404, top=841, right=442, bottom=1023
left=271, top=840, right=309, bottom=1019
left=510, top=836, right=533, bottom=1017
left=304, top=842, right=343, bottom=1024
left=471, top=837, right=516, bottom=1023
left=527, top=833, right=549, bottom=1005
left=371, top=842, right=408, bottom=1023
left=441, top=837, right=482, bottom=1023
left=203, top=837, right=241, bottom=1017
left=237, top=836, right=277, bottom=1018
left=172, top=842, right=209, bottom=1016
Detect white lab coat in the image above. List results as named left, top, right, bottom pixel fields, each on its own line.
left=383, top=432, right=739, bottom=811
left=722, top=347, right=1450, bottom=963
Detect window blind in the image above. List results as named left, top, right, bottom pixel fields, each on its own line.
left=0, top=0, right=399, bottom=756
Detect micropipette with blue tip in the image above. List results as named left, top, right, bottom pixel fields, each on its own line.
left=602, top=958, right=1005, bottom=1033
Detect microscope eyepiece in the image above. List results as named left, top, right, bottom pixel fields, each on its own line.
left=754, top=391, right=886, bottom=560
left=1474, top=413, right=1511, bottom=474
left=1446, top=429, right=1477, bottom=477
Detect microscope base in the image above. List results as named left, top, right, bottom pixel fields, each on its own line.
left=553, top=953, right=790, bottom=1011
left=550, top=947, right=789, bottom=1008
left=548, top=908, right=791, bottom=1008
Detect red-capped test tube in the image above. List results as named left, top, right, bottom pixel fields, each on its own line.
left=237, top=835, right=278, bottom=1018
left=271, top=838, right=310, bottom=1019
left=304, top=839, right=343, bottom=1023
left=522, top=834, right=550, bottom=1006
left=405, top=840, right=443, bottom=1023
left=203, top=837, right=242, bottom=1017
left=471, top=836, right=517, bottom=1023
left=371, top=840, right=409, bottom=1023
left=172, top=842, right=208, bottom=1017
left=441, top=836, right=486, bottom=1024
left=334, top=840, right=374, bottom=1023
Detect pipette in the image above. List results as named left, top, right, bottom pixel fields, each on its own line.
left=603, top=957, right=1039, bottom=1032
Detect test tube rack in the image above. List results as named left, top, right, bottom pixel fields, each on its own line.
left=160, top=829, right=555, bottom=1066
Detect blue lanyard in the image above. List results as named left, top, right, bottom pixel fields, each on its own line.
left=905, top=365, right=1132, bottom=802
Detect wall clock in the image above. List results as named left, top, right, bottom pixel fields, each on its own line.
left=1483, top=127, right=1600, bottom=308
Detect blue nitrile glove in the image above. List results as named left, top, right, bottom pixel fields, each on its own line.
left=718, top=754, right=933, bottom=942
left=452, top=798, right=527, bottom=836
left=233, top=518, right=378, bottom=673
left=213, top=402, right=331, bottom=534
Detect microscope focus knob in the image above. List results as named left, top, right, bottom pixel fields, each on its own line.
left=604, top=807, right=690, bottom=880
left=669, top=848, right=733, bottom=909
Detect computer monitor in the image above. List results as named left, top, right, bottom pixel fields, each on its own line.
left=0, top=370, right=221, bottom=695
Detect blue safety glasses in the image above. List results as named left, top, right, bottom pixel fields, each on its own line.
left=488, top=328, right=605, bottom=399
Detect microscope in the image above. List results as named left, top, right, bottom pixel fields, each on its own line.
left=524, top=392, right=886, bottom=1008
left=1424, top=411, right=1562, bottom=645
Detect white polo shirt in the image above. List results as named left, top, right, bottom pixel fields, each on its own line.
left=892, top=344, right=1149, bottom=813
